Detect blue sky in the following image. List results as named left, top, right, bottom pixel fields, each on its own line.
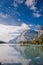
left=0, top=0, right=43, bottom=42
left=0, top=0, right=43, bottom=25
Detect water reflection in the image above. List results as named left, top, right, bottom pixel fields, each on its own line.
left=0, top=44, right=43, bottom=65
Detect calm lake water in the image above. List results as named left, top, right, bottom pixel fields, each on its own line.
left=0, top=43, right=43, bottom=65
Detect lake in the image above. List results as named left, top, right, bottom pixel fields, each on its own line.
left=0, top=43, right=43, bottom=65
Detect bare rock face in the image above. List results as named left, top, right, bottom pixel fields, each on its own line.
left=20, top=30, right=38, bottom=42
left=38, top=26, right=43, bottom=37
left=9, top=30, right=38, bottom=43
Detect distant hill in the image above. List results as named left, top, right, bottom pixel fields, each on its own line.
left=0, top=41, right=6, bottom=44
left=0, top=41, right=6, bottom=43
left=9, top=30, right=38, bottom=43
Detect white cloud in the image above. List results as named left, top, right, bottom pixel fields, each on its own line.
left=29, top=24, right=33, bottom=27
left=21, top=23, right=29, bottom=29
left=13, top=1, right=18, bottom=7
left=25, top=0, right=34, bottom=6
left=17, top=18, right=21, bottom=21
left=0, top=23, right=30, bottom=42
left=0, top=45, right=21, bottom=63
left=17, top=0, right=24, bottom=4
left=30, top=5, right=37, bottom=11
left=30, top=24, right=40, bottom=32
left=25, top=0, right=42, bottom=17
left=33, top=12, right=41, bottom=18
left=25, top=0, right=36, bottom=11
left=13, top=0, right=24, bottom=7
left=0, top=13, right=8, bottom=18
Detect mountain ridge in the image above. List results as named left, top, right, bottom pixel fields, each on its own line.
left=9, top=29, right=38, bottom=43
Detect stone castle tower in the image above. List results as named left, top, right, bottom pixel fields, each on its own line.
left=38, top=26, right=43, bottom=37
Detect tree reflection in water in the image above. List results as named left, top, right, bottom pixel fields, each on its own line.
left=20, top=45, right=43, bottom=65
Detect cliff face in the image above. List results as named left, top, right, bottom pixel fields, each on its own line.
left=38, top=26, right=43, bottom=37
left=39, top=34, right=43, bottom=42
left=32, top=34, right=43, bottom=44
left=21, top=30, right=38, bottom=41
left=9, top=30, right=38, bottom=43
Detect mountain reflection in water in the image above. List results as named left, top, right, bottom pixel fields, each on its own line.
left=0, top=43, right=43, bottom=65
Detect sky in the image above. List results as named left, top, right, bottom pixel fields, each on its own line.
left=0, top=0, right=43, bottom=42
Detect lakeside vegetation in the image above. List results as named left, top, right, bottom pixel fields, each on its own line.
left=20, top=34, right=43, bottom=45
left=32, top=34, right=43, bottom=44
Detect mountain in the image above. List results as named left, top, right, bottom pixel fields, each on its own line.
left=21, top=30, right=38, bottom=41
left=9, top=31, right=25, bottom=43
left=9, top=30, right=38, bottom=43
left=9, top=35, right=21, bottom=43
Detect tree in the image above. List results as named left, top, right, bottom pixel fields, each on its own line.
left=39, top=34, right=43, bottom=44
left=0, top=63, right=2, bottom=65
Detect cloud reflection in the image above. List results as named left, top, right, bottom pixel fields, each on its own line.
left=0, top=44, right=30, bottom=65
